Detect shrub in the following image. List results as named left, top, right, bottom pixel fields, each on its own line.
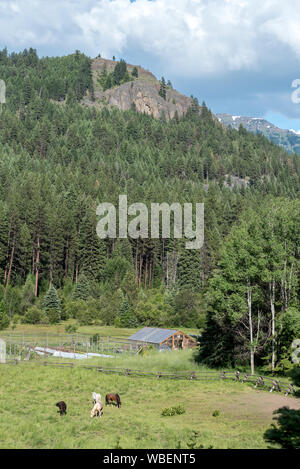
left=161, top=405, right=186, bottom=417
left=185, top=430, right=213, bottom=449
left=77, top=299, right=98, bottom=325
left=47, top=308, right=61, bottom=324
left=119, top=297, right=138, bottom=328
left=90, top=333, right=100, bottom=345
left=12, top=314, right=21, bottom=324
left=65, top=324, right=78, bottom=333
left=0, top=301, right=9, bottom=330
left=39, top=311, right=49, bottom=324
left=22, top=306, right=42, bottom=324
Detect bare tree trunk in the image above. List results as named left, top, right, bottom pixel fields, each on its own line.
left=150, top=257, right=155, bottom=289
left=161, top=239, right=165, bottom=282
left=49, top=268, right=52, bottom=289
left=149, top=259, right=152, bottom=289
left=32, top=245, right=35, bottom=275
left=139, top=254, right=143, bottom=288
left=135, top=243, right=138, bottom=285
left=64, top=239, right=69, bottom=282
left=35, top=235, right=40, bottom=297
left=6, top=235, right=15, bottom=288
left=144, top=258, right=148, bottom=289
left=287, top=261, right=294, bottom=309
left=269, top=280, right=276, bottom=373
left=247, top=280, right=255, bottom=375
left=166, top=254, right=169, bottom=288
left=4, top=229, right=11, bottom=284
left=256, top=311, right=261, bottom=346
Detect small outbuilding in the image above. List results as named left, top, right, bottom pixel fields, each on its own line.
left=128, top=327, right=197, bottom=351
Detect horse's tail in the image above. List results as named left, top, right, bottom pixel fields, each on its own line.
left=116, top=394, right=121, bottom=408
left=105, top=394, right=109, bottom=405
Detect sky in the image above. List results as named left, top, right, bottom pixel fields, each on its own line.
left=1, top=0, right=300, bottom=131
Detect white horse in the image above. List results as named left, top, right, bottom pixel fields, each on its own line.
left=92, top=392, right=102, bottom=404
left=91, top=401, right=103, bottom=418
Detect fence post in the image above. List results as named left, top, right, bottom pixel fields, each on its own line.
left=0, top=339, right=6, bottom=363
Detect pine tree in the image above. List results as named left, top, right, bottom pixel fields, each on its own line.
left=159, top=77, right=167, bottom=100
left=79, top=208, right=107, bottom=281
left=73, top=273, right=90, bottom=301
left=177, top=247, right=202, bottom=292
left=42, top=286, right=61, bottom=323
left=132, top=67, right=138, bottom=78
left=119, top=296, right=138, bottom=328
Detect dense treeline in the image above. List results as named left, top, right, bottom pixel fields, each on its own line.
left=196, top=198, right=300, bottom=374
left=0, top=49, right=299, bottom=373
left=0, top=47, right=94, bottom=106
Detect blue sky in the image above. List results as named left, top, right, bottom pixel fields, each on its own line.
left=1, top=0, right=300, bottom=131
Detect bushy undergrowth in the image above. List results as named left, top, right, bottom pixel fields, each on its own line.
left=161, top=404, right=186, bottom=416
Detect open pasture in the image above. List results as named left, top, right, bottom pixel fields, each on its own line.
left=0, top=360, right=299, bottom=449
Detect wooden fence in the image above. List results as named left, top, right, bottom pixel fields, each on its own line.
left=1, top=359, right=296, bottom=397
left=0, top=333, right=143, bottom=357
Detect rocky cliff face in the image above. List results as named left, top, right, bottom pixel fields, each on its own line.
left=102, top=80, right=194, bottom=119
left=84, top=57, right=195, bottom=120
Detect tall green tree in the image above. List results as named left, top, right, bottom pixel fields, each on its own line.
left=42, top=286, right=61, bottom=323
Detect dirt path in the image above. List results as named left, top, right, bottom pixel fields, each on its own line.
left=223, top=388, right=300, bottom=424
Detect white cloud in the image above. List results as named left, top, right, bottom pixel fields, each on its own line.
left=1, top=0, right=300, bottom=77
left=71, top=0, right=300, bottom=75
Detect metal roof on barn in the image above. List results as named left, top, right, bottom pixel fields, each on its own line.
left=128, top=327, right=179, bottom=344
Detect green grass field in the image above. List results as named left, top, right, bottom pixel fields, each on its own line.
left=1, top=351, right=299, bottom=449
left=1, top=321, right=200, bottom=339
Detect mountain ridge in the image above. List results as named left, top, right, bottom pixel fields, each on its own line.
left=217, top=113, right=300, bottom=154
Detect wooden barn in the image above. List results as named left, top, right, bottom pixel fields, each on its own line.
left=128, top=327, right=197, bottom=351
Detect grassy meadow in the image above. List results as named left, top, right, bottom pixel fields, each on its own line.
left=1, top=321, right=200, bottom=340
left=0, top=347, right=299, bottom=449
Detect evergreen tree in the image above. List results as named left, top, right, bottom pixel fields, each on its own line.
left=159, top=77, right=167, bottom=100
left=73, top=273, right=90, bottom=301
left=42, top=286, right=61, bottom=323
left=132, top=66, right=138, bottom=78
left=119, top=296, right=137, bottom=328
left=264, top=407, right=300, bottom=449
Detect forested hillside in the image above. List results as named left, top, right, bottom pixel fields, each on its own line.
left=0, top=49, right=299, bottom=373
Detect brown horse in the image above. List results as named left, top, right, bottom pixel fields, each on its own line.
left=105, top=393, right=121, bottom=408
left=56, top=401, right=67, bottom=415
